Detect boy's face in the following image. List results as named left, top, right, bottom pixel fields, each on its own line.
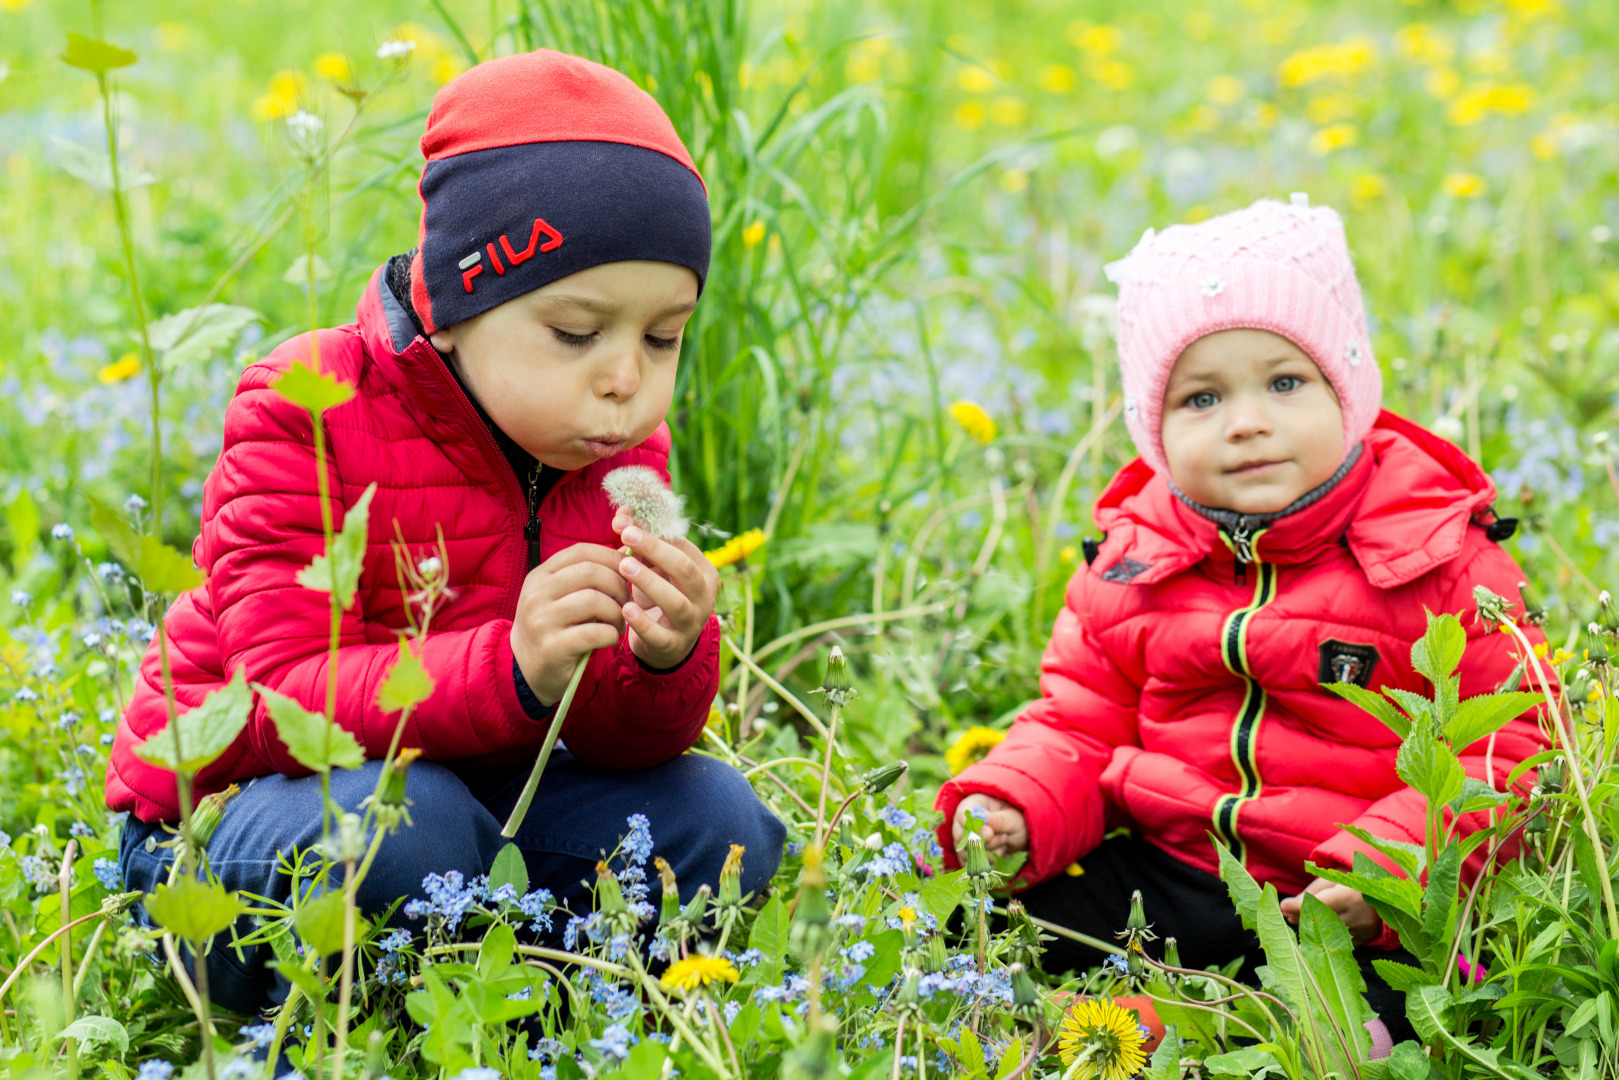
left=1159, top=328, right=1344, bottom=514
left=428, top=260, right=699, bottom=472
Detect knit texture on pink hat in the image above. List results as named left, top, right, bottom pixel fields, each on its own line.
left=1104, top=194, right=1383, bottom=477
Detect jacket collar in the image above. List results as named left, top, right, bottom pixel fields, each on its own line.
left=1089, top=410, right=1499, bottom=589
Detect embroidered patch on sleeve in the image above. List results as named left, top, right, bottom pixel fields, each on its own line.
left=1318, top=639, right=1380, bottom=688
left=1099, top=557, right=1152, bottom=584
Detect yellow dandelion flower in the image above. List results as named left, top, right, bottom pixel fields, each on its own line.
left=1040, top=64, right=1076, bottom=93
left=1530, top=131, right=1558, bottom=159
left=948, top=401, right=997, bottom=444
left=1000, top=168, right=1029, bottom=193
left=1089, top=60, right=1135, bottom=91
left=958, top=65, right=996, bottom=93
left=1069, top=22, right=1121, bottom=55
left=1065, top=861, right=1085, bottom=876
left=0, top=0, right=34, bottom=11
left=1305, top=93, right=1355, bottom=125
left=1308, top=123, right=1358, bottom=155
left=991, top=96, right=1027, bottom=126
left=954, top=100, right=986, bottom=130
left=1206, top=74, right=1245, bottom=105
left=1443, top=171, right=1486, bottom=198
left=705, top=528, right=767, bottom=569
left=1059, top=545, right=1079, bottom=564
left=253, top=70, right=306, bottom=120
left=945, top=726, right=1007, bottom=775
left=1394, top=24, right=1454, bottom=66
left=661, top=954, right=740, bottom=992
left=432, top=54, right=463, bottom=85
left=1502, top=0, right=1558, bottom=18
left=897, top=905, right=918, bottom=930
left=1277, top=36, right=1376, bottom=88
left=1252, top=102, right=1280, bottom=129
left=742, top=221, right=766, bottom=248
left=1185, top=204, right=1211, bottom=223
left=99, top=354, right=141, bottom=384
left=1350, top=173, right=1388, bottom=203
left=313, top=52, right=353, bottom=84
left=1485, top=82, right=1535, bottom=114
left=1057, top=997, right=1149, bottom=1080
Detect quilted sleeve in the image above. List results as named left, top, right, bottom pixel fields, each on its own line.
left=206, top=348, right=542, bottom=775
left=935, top=569, right=1142, bottom=886
left=1311, top=536, right=1550, bottom=884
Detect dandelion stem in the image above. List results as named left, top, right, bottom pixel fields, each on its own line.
left=502, top=652, right=590, bottom=838
left=59, top=841, right=77, bottom=1080
left=814, top=699, right=842, bottom=846
left=722, top=636, right=828, bottom=737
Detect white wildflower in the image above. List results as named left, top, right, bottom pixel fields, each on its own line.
left=601, top=466, right=688, bottom=540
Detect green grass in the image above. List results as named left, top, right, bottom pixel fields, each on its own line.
left=2, top=0, right=1619, bottom=1075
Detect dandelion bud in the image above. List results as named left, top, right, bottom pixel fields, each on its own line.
left=926, top=932, right=948, bottom=973
left=1473, top=585, right=1512, bottom=627
left=1117, top=888, right=1156, bottom=947
left=837, top=818, right=854, bottom=850
left=682, top=884, right=711, bottom=927
left=894, top=967, right=923, bottom=1017
left=379, top=747, right=421, bottom=807
left=190, top=783, right=240, bottom=848
left=962, top=833, right=993, bottom=879
left=1538, top=758, right=1565, bottom=796
left=655, top=857, right=682, bottom=926
left=1009, top=962, right=1040, bottom=1013
left=815, top=646, right=857, bottom=707
left=595, top=861, right=628, bottom=914
left=859, top=760, right=907, bottom=795
left=863, top=833, right=882, bottom=850
left=717, top=843, right=746, bottom=908
left=1163, top=936, right=1182, bottom=969
left=1600, top=591, right=1619, bottom=632
left=1493, top=661, right=1527, bottom=695
left=1519, top=581, right=1547, bottom=627
left=1591, top=638, right=1611, bottom=666
left=602, top=465, right=688, bottom=540
left=1568, top=669, right=1592, bottom=708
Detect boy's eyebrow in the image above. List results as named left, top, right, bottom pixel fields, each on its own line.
left=534, top=294, right=698, bottom=318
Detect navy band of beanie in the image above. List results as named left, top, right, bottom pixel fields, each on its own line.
left=408, top=49, right=711, bottom=334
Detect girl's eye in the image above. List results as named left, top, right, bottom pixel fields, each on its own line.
left=552, top=328, right=597, bottom=347
left=1271, top=374, right=1304, bottom=393
left=645, top=334, right=680, bottom=352
left=1186, top=391, right=1219, bottom=410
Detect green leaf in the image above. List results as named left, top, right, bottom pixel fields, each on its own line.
left=1254, top=882, right=1310, bottom=1015
left=49, top=135, right=155, bottom=191
left=1384, top=688, right=1436, bottom=729
left=294, top=890, right=364, bottom=955
left=132, top=668, right=252, bottom=774
left=993, top=1036, right=1024, bottom=1080
left=255, top=685, right=365, bottom=774
left=1204, top=1046, right=1284, bottom=1077
left=1298, top=893, right=1372, bottom=1056
left=274, top=358, right=356, bottom=415
left=489, top=843, right=529, bottom=896
left=61, top=33, right=138, bottom=74
left=1447, top=776, right=1508, bottom=817
left=1420, top=841, right=1461, bottom=948
left=1142, top=1023, right=1180, bottom=1080
left=1213, top=833, right=1263, bottom=932
left=1325, top=681, right=1410, bottom=738
left=56, top=1015, right=129, bottom=1055
left=136, top=535, right=202, bottom=593
left=1405, top=983, right=1453, bottom=1043
left=1382, top=1041, right=1435, bottom=1080
left=918, top=868, right=969, bottom=923
left=1446, top=691, right=1544, bottom=751
left=1395, top=734, right=1466, bottom=807
left=87, top=495, right=139, bottom=571
left=953, top=1025, right=989, bottom=1080
left=1316, top=824, right=1424, bottom=878
left=614, top=1039, right=667, bottom=1080
left=478, top=921, right=517, bottom=978
left=145, top=877, right=242, bottom=941
left=377, top=639, right=436, bottom=714
left=1371, top=959, right=1436, bottom=992
left=860, top=929, right=904, bottom=988
left=297, top=483, right=376, bottom=611
left=6, top=488, right=39, bottom=574
left=148, top=304, right=261, bottom=369
left=1410, top=613, right=1465, bottom=685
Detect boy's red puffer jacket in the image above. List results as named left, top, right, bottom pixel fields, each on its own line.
left=106, top=266, right=721, bottom=823
left=936, top=411, right=1547, bottom=894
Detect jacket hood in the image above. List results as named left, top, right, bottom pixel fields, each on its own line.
left=1089, top=409, right=1500, bottom=589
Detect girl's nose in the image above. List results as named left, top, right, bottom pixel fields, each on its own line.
left=1225, top=394, right=1273, bottom=439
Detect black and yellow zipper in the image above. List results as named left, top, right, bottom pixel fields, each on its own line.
left=1211, top=523, right=1278, bottom=864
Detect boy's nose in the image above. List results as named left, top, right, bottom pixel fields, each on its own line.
left=597, top=347, right=641, bottom=400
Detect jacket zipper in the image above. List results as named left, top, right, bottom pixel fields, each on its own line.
left=1211, top=528, right=1276, bottom=865
left=524, top=463, right=544, bottom=570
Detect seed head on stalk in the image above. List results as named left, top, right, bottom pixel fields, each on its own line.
left=602, top=466, right=688, bottom=540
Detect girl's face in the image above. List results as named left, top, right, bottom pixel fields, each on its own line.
left=428, top=260, right=699, bottom=472
left=1159, top=328, right=1345, bottom=514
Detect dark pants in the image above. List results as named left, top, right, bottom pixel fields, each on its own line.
left=1016, top=836, right=1419, bottom=1045
left=119, top=749, right=786, bottom=1016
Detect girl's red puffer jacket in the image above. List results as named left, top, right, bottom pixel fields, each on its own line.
left=106, top=266, right=721, bottom=823
left=936, top=411, right=1546, bottom=893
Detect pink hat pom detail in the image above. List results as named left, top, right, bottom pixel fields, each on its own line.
left=1105, top=193, right=1383, bottom=477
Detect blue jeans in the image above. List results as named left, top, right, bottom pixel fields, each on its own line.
left=118, top=749, right=785, bottom=1016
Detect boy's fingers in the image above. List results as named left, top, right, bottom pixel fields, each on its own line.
left=543, top=543, right=624, bottom=572
left=545, top=589, right=628, bottom=633
left=625, top=604, right=680, bottom=652
left=544, top=560, right=633, bottom=602
left=620, top=528, right=710, bottom=601
left=619, top=558, right=697, bottom=628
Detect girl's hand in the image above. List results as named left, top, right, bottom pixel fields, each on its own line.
left=1280, top=876, right=1381, bottom=945
left=952, top=794, right=1028, bottom=857
left=613, top=512, right=721, bottom=670
left=510, top=544, right=631, bottom=705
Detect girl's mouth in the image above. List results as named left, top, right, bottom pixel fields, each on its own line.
left=1226, top=459, right=1285, bottom=476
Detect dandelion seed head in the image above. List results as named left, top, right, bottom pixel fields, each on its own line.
left=602, top=466, right=688, bottom=539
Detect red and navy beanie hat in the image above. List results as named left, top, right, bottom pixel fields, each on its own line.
left=408, top=49, right=711, bottom=335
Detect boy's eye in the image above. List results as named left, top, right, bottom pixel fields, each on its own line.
left=645, top=334, right=680, bottom=352
left=1270, top=374, right=1304, bottom=393
left=551, top=327, right=597, bottom=347
left=1186, top=390, right=1219, bottom=410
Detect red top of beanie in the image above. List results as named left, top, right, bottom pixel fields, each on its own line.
left=419, top=48, right=705, bottom=191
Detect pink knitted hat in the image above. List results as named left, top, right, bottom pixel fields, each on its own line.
left=1104, top=193, right=1383, bottom=477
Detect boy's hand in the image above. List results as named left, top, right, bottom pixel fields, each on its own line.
left=952, top=794, right=1028, bottom=857
left=1279, top=876, right=1381, bottom=945
left=511, top=544, right=631, bottom=705
left=613, top=513, right=720, bottom=671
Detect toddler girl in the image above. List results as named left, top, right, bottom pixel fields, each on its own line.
left=936, top=195, right=1545, bottom=1043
